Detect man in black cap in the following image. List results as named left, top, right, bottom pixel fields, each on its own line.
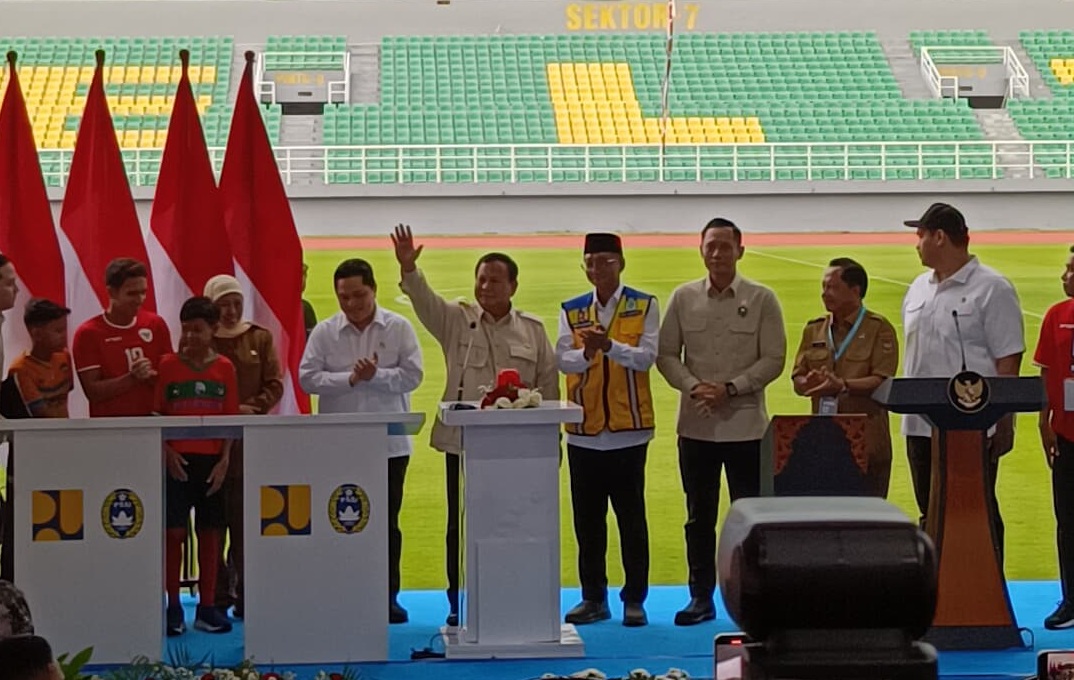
left=556, top=233, right=658, bottom=627
left=901, top=202, right=1024, bottom=560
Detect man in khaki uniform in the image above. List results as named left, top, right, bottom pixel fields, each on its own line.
left=791, top=257, right=899, bottom=498
left=391, top=224, right=560, bottom=626
left=657, top=217, right=786, bottom=627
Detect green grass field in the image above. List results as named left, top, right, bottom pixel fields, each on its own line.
left=303, top=240, right=1064, bottom=591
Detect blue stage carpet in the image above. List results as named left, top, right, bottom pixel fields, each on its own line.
left=111, top=582, right=1067, bottom=679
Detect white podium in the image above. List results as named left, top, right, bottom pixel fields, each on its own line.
left=6, top=412, right=423, bottom=666
left=438, top=401, right=585, bottom=659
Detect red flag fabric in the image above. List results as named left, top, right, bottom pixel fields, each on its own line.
left=219, top=52, right=309, bottom=414
left=0, top=51, right=67, bottom=373
left=60, top=50, right=155, bottom=314
left=148, top=49, right=233, bottom=342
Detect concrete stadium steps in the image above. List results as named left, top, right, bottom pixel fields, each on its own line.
left=880, top=38, right=935, bottom=100
left=973, top=109, right=1035, bottom=179
left=348, top=42, right=381, bottom=106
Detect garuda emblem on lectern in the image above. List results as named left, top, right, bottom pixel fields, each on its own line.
left=948, top=371, right=989, bottom=414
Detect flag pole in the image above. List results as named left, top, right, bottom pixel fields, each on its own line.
left=659, top=0, right=677, bottom=170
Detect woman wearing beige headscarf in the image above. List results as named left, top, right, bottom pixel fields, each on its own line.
left=203, top=274, right=283, bottom=619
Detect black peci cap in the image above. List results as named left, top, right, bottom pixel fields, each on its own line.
left=583, top=233, right=623, bottom=255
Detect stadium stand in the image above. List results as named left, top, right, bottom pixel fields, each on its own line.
left=0, top=29, right=1068, bottom=186
left=323, top=32, right=993, bottom=183
left=0, top=35, right=284, bottom=186
left=263, top=35, right=347, bottom=71
left=1006, top=30, right=1074, bottom=178
left=1021, top=29, right=1074, bottom=95
left=909, top=29, right=997, bottom=62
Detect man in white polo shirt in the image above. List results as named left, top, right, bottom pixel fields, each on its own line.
left=901, top=202, right=1024, bottom=561
left=299, top=258, right=423, bottom=624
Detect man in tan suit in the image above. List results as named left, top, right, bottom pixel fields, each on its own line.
left=391, top=225, right=560, bottom=626
left=657, top=217, right=786, bottom=626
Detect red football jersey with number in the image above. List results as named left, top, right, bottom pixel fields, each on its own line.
left=72, top=310, right=174, bottom=417
left=1036, top=298, right=1074, bottom=441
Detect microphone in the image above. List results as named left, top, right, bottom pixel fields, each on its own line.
left=952, top=309, right=968, bottom=372
left=450, top=321, right=478, bottom=411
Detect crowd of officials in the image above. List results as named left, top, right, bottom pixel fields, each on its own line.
left=0, top=201, right=1073, bottom=642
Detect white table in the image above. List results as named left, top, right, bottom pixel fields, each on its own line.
left=7, top=412, right=424, bottom=665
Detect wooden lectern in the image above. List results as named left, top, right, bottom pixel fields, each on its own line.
left=873, top=375, right=1043, bottom=650
left=760, top=415, right=870, bottom=497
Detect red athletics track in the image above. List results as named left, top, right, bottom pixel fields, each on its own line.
left=302, top=231, right=1074, bottom=250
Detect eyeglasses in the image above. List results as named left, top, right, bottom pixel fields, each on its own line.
left=580, top=257, right=620, bottom=271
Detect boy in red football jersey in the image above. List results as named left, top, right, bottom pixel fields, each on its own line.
left=156, top=296, right=239, bottom=636
left=73, top=258, right=173, bottom=416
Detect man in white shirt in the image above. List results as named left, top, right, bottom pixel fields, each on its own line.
left=901, top=202, right=1024, bottom=560
left=299, top=258, right=423, bottom=624
left=556, top=233, right=658, bottom=628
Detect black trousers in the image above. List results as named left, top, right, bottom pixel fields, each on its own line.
left=0, top=449, right=12, bottom=582
left=1054, top=436, right=1074, bottom=604
left=388, top=455, right=408, bottom=600
left=678, top=437, right=761, bottom=599
left=568, top=443, right=650, bottom=604
left=906, top=435, right=1004, bottom=562
left=446, top=453, right=460, bottom=612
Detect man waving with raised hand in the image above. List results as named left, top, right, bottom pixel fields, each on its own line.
left=392, top=224, right=559, bottom=627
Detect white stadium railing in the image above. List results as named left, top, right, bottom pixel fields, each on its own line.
left=37, top=140, right=1074, bottom=187
left=919, top=46, right=1030, bottom=100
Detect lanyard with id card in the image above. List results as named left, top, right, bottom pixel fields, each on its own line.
left=819, top=306, right=866, bottom=415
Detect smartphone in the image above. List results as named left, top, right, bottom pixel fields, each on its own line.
left=1038, top=650, right=1074, bottom=680
left=715, top=632, right=752, bottom=679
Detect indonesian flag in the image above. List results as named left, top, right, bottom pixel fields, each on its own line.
left=148, top=50, right=233, bottom=342
left=219, top=52, right=309, bottom=414
left=0, top=51, right=67, bottom=375
left=59, top=50, right=156, bottom=416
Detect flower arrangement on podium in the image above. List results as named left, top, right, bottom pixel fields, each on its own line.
left=479, top=369, right=543, bottom=409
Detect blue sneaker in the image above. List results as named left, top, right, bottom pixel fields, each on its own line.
left=166, top=605, right=185, bottom=637
left=194, top=605, right=233, bottom=634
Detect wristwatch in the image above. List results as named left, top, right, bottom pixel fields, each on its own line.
left=725, top=382, right=738, bottom=398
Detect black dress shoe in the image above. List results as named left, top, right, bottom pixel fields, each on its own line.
left=674, top=597, right=715, bottom=626
left=446, top=612, right=459, bottom=627
left=623, top=602, right=648, bottom=627
left=389, top=600, right=409, bottom=624
left=564, top=600, right=611, bottom=625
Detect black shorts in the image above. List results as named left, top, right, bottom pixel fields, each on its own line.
left=166, top=453, right=227, bottom=530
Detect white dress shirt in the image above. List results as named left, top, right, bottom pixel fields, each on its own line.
left=556, top=284, right=660, bottom=451
left=299, top=307, right=423, bottom=455
left=900, top=256, right=1024, bottom=437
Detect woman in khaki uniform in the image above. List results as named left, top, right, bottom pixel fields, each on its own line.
left=203, top=274, right=284, bottom=618
left=791, top=258, right=899, bottom=498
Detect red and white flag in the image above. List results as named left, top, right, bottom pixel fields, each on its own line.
left=219, top=52, right=309, bottom=414
left=148, top=49, right=233, bottom=342
left=59, top=50, right=156, bottom=415
left=0, top=51, right=67, bottom=374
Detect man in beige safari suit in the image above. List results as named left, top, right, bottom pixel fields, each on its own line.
left=391, top=224, right=560, bottom=627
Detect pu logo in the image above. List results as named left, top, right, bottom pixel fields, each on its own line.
left=32, top=489, right=84, bottom=541
left=260, top=485, right=311, bottom=537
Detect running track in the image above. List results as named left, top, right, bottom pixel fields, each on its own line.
left=302, top=231, right=1074, bottom=250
